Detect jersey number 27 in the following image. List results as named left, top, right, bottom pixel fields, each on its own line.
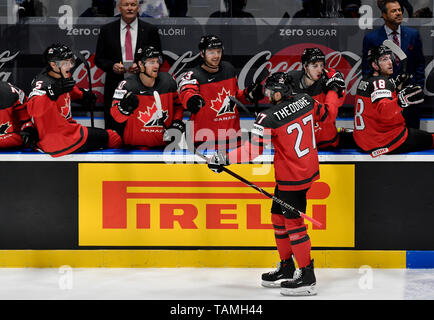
left=287, top=114, right=316, bottom=158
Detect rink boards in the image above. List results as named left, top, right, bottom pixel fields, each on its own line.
left=0, top=148, right=433, bottom=268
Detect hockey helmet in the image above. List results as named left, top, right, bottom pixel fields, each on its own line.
left=301, top=47, right=326, bottom=65
left=367, top=45, right=394, bottom=69
left=198, top=35, right=224, bottom=54
left=44, top=43, right=75, bottom=65
left=135, top=45, right=163, bottom=65
left=263, top=72, right=294, bottom=100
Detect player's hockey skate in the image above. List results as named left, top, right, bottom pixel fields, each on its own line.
left=280, top=259, right=317, bottom=296
left=261, top=257, right=296, bottom=288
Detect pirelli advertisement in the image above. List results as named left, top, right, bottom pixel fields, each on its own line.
left=78, top=163, right=355, bottom=248
left=0, top=161, right=433, bottom=253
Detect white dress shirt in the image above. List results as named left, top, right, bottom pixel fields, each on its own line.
left=384, top=25, right=401, bottom=46
left=120, top=18, right=138, bottom=62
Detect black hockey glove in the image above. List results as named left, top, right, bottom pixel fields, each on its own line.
left=391, top=73, right=412, bottom=91
left=324, top=72, right=345, bottom=97
left=45, top=78, right=76, bottom=101
left=186, top=95, right=205, bottom=114
left=79, top=88, right=97, bottom=107
left=397, top=85, right=424, bottom=108
left=163, top=119, right=186, bottom=143
left=208, top=150, right=230, bottom=173
left=19, top=126, right=39, bottom=149
left=245, top=83, right=264, bottom=103
left=119, top=92, right=139, bottom=115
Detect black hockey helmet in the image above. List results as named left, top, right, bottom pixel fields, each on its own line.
left=43, top=43, right=75, bottom=65
left=301, top=47, right=326, bottom=65
left=135, top=45, right=163, bottom=65
left=198, top=34, right=224, bottom=55
left=263, top=72, right=294, bottom=100
left=367, top=45, right=393, bottom=70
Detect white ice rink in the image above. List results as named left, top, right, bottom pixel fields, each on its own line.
left=0, top=267, right=433, bottom=300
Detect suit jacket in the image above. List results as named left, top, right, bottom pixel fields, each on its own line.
left=95, top=18, right=161, bottom=109
left=361, top=25, right=425, bottom=87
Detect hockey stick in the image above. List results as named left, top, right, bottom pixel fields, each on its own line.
left=154, top=89, right=174, bottom=138
left=253, top=66, right=270, bottom=116
left=74, top=50, right=95, bottom=128
left=382, top=39, right=407, bottom=73
left=193, top=148, right=323, bottom=228
left=153, top=90, right=166, bottom=128
left=228, top=95, right=255, bottom=116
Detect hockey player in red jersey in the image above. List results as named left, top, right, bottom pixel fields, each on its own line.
left=26, top=43, right=122, bottom=157
left=288, top=47, right=354, bottom=148
left=177, top=34, right=263, bottom=150
left=354, top=45, right=433, bottom=156
left=208, top=72, right=326, bottom=296
left=110, top=46, right=185, bottom=150
left=0, top=81, right=38, bottom=149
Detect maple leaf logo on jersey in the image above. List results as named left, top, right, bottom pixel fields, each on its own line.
left=137, top=103, right=168, bottom=127
left=0, top=122, right=11, bottom=135
left=60, top=96, right=71, bottom=119
left=210, top=87, right=236, bottom=116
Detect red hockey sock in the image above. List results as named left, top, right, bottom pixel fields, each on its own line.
left=285, top=219, right=311, bottom=268
left=106, top=129, right=122, bottom=148
left=271, top=214, right=292, bottom=261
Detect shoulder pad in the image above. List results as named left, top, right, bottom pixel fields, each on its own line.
left=29, top=88, right=47, bottom=99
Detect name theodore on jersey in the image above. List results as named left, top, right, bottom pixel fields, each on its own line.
left=273, top=96, right=310, bottom=121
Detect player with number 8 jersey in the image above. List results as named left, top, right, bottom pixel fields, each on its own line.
left=354, top=45, right=433, bottom=156
left=353, top=73, right=407, bottom=153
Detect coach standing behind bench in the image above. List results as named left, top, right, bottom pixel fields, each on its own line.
left=95, top=0, right=161, bottom=132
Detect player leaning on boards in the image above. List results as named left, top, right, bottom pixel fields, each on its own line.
left=0, top=81, right=38, bottom=150
left=110, top=46, right=185, bottom=149
left=208, top=72, right=328, bottom=296
left=354, top=45, right=434, bottom=157
left=26, top=43, right=122, bottom=157
left=288, top=47, right=354, bottom=149
left=177, top=34, right=263, bottom=150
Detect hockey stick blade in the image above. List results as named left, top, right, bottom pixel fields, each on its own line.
left=194, top=149, right=323, bottom=228
left=382, top=39, right=408, bottom=73
left=382, top=39, right=407, bottom=61
left=153, top=90, right=167, bottom=128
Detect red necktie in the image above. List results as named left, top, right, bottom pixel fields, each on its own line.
left=392, top=31, right=400, bottom=66
left=125, top=24, right=133, bottom=61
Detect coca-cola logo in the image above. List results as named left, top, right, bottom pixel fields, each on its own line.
left=0, top=50, right=20, bottom=82
left=72, top=51, right=105, bottom=103
left=238, top=43, right=363, bottom=104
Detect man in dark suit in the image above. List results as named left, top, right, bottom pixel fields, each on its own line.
left=95, top=0, right=161, bottom=132
left=362, top=0, right=425, bottom=129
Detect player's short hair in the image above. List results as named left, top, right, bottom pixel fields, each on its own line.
left=378, top=0, right=400, bottom=14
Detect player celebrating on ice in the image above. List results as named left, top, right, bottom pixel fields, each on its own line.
left=207, top=72, right=328, bottom=296
left=177, top=34, right=263, bottom=150
left=0, top=81, right=38, bottom=150
left=26, top=43, right=122, bottom=157
left=288, top=47, right=354, bottom=148
left=110, top=46, right=185, bottom=150
left=354, top=45, right=434, bottom=156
